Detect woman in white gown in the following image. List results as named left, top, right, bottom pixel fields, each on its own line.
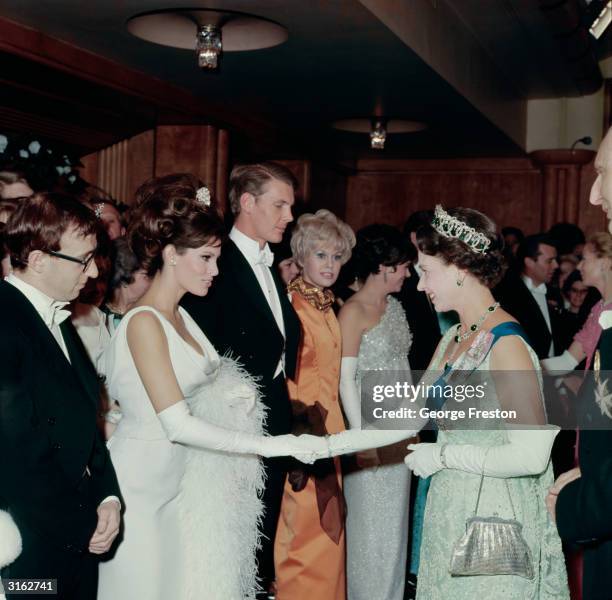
left=97, top=174, right=327, bottom=600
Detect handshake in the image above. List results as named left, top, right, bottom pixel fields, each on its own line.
left=261, top=428, right=419, bottom=464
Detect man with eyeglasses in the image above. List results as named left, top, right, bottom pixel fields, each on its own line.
left=0, top=192, right=121, bottom=599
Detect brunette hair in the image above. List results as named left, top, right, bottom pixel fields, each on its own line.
left=352, top=224, right=414, bottom=282
left=5, top=192, right=98, bottom=270
left=417, top=207, right=506, bottom=288
left=228, top=162, right=298, bottom=215
left=129, top=173, right=226, bottom=276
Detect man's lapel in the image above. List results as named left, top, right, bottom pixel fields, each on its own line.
left=225, top=240, right=282, bottom=334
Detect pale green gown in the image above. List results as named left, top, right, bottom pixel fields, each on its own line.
left=416, top=326, right=569, bottom=600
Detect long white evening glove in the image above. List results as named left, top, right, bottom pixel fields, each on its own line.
left=157, top=401, right=326, bottom=464
left=339, top=356, right=361, bottom=428
left=405, top=427, right=559, bottom=478
left=541, top=350, right=579, bottom=375
left=325, top=427, right=420, bottom=458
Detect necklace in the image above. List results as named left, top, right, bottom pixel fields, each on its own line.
left=454, top=302, right=500, bottom=343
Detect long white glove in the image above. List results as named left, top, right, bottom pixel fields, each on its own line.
left=158, top=401, right=326, bottom=464
left=405, top=427, right=559, bottom=478
left=325, top=427, right=419, bottom=458
left=541, top=350, right=579, bottom=375
left=339, top=357, right=361, bottom=428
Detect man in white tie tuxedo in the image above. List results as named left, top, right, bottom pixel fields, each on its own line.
left=0, top=192, right=121, bottom=599
left=183, top=162, right=302, bottom=598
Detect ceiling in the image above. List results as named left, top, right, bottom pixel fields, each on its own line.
left=0, top=0, right=609, bottom=162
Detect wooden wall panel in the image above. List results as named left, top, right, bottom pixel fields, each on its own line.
left=345, top=157, right=602, bottom=236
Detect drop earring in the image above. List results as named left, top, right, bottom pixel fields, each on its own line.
left=170, top=257, right=177, bottom=267
left=456, top=278, right=464, bottom=287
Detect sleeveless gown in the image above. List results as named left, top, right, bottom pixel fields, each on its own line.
left=416, top=325, right=569, bottom=599
left=97, top=306, right=266, bottom=600
left=343, top=296, right=412, bottom=600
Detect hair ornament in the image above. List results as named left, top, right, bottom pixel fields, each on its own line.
left=196, top=186, right=211, bottom=207
left=93, top=203, right=104, bottom=219
left=432, top=205, right=491, bottom=254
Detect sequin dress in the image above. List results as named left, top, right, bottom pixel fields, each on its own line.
left=343, top=296, right=413, bottom=600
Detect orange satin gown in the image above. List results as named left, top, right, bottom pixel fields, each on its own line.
left=274, top=288, right=346, bottom=600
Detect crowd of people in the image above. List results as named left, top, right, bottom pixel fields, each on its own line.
left=0, top=129, right=611, bottom=600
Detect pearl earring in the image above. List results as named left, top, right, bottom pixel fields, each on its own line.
left=170, top=257, right=177, bottom=267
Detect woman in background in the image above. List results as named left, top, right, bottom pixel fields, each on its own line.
left=274, top=209, right=355, bottom=600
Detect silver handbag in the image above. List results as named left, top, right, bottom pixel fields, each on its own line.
left=449, top=462, right=534, bottom=579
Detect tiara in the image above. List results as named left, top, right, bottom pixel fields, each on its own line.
left=432, top=205, right=491, bottom=254
left=196, top=186, right=211, bottom=207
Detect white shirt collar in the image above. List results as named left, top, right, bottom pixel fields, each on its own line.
left=5, top=273, right=71, bottom=328
left=522, top=274, right=547, bottom=295
left=230, top=226, right=273, bottom=268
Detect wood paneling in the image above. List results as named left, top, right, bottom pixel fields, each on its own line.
left=343, top=156, right=606, bottom=236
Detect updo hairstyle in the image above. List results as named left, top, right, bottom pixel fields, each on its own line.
left=129, top=173, right=226, bottom=276
left=352, top=223, right=415, bottom=282
left=416, top=207, right=505, bottom=288
left=290, top=209, right=355, bottom=266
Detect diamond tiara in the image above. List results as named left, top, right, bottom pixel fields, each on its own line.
left=431, top=205, right=491, bottom=254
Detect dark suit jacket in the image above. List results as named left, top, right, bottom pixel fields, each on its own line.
left=0, top=281, right=120, bottom=553
left=182, top=239, right=301, bottom=435
left=395, top=265, right=441, bottom=372
left=557, top=326, right=612, bottom=600
left=494, top=270, right=562, bottom=360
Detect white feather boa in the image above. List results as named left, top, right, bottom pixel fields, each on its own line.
left=179, top=356, right=267, bottom=600
left=0, top=510, right=21, bottom=568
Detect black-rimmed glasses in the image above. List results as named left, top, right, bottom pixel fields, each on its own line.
left=46, top=250, right=96, bottom=272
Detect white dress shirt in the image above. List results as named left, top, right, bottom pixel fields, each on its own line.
left=5, top=274, right=120, bottom=509
left=230, top=226, right=286, bottom=377
left=522, top=274, right=554, bottom=357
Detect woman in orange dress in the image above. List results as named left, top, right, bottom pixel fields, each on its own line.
left=274, top=209, right=355, bottom=600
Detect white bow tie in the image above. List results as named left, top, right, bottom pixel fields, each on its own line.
left=255, top=246, right=274, bottom=268
left=45, top=301, right=71, bottom=328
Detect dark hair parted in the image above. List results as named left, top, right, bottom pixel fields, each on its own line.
left=228, top=162, right=298, bottom=215
left=515, top=234, right=557, bottom=272
left=129, top=173, right=226, bottom=276
left=352, top=224, right=415, bottom=282
left=5, top=192, right=98, bottom=270
left=417, top=207, right=506, bottom=288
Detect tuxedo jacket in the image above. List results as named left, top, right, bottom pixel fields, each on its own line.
left=0, top=281, right=120, bottom=553
left=395, top=265, right=441, bottom=372
left=557, top=327, right=612, bottom=599
left=182, top=239, right=301, bottom=435
left=494, top=270, right=562, bottom=360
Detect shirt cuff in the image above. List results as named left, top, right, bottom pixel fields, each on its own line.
left=99, top=496, right=121, bottom=510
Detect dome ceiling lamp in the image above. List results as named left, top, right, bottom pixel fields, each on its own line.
left=332, top=118, right=427, bottom=150
left=127, top=8, right=288, bottom=71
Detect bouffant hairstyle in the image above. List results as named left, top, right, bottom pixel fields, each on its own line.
left=290, top=209, right=355, bottom=267
left=417, top=207, right=506, bottom=288
left=352, top=223, right=415, bottom=282
left=107, top=237, right=144, bottom=293
left=129, top=173, right=226, bottom=276
left=228, top=162, right=298, bottom=215
left=587, top=231, right=612, bottom=261
left=5, top=192, right=98, bottom=270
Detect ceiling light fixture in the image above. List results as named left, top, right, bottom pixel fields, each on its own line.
left=589, top=1, right=612, bottom=39
left=127, top=9, right=288, bottom=71
left=370, top=121, right=387, bottom=150
left=332, top=118, right=427, bottom=150
left=196, top=24, right=222, bottom=69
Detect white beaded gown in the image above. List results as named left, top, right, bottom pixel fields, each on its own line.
left=344, top=296, right=413, bottom=600
left=97, top=306, right=266, bottom=600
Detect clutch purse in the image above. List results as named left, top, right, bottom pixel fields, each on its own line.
left=449, top=452, right=534, bottom=579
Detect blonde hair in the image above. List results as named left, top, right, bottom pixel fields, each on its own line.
left=290, top=209, right=355, bottom=266
left=587, top=232, right=612, bottom=261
